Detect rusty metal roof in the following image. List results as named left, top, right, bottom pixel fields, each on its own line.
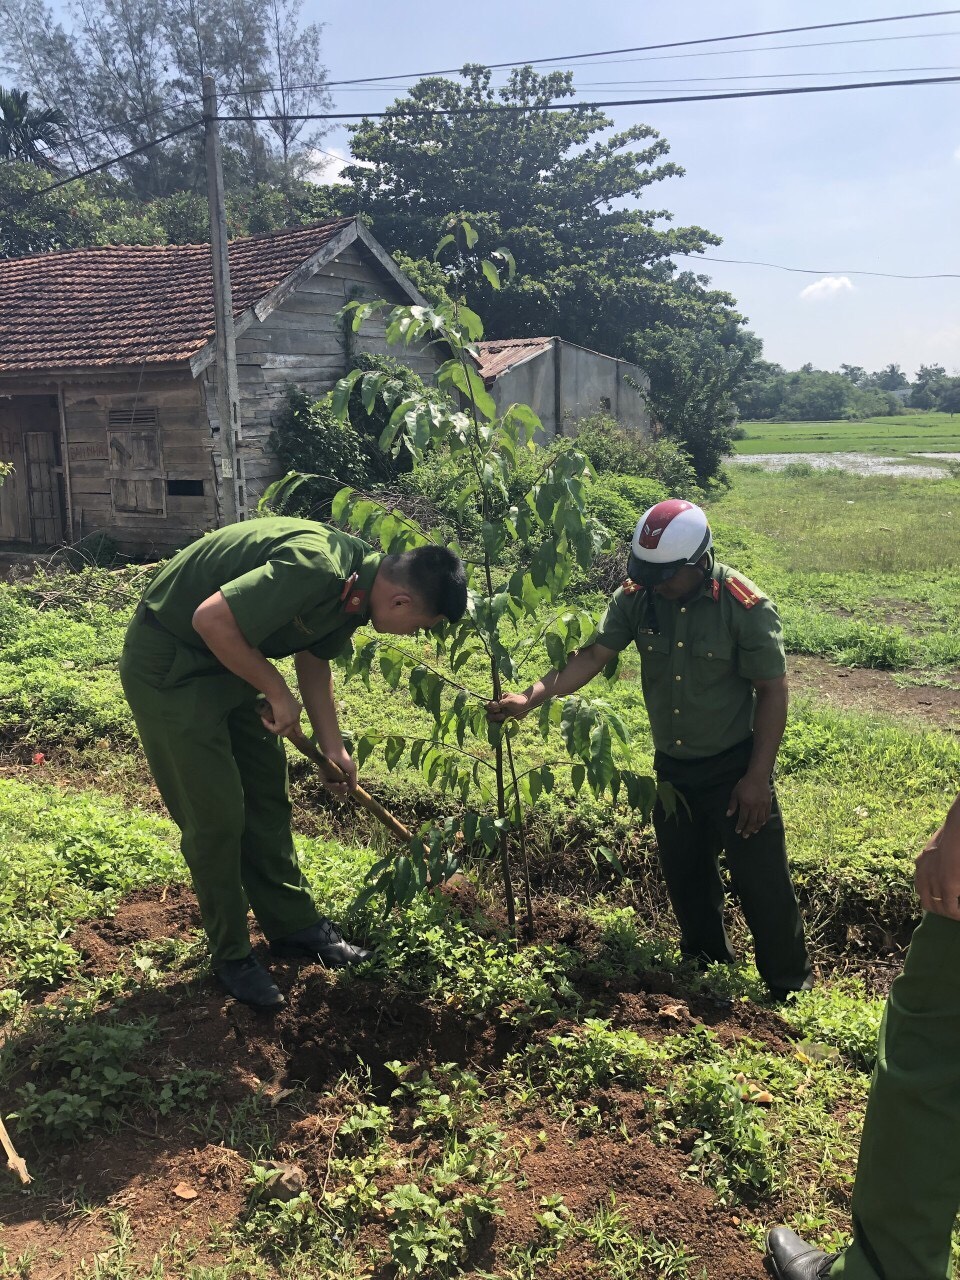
left=474, top=336, right=554, bottom=381
left=0, top=218, right=356, bottom=374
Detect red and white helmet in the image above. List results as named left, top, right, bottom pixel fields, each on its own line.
left=629, top=500, right=712, bottom=569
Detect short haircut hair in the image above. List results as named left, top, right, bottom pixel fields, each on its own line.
left=382, top=545, right=467, bottom=622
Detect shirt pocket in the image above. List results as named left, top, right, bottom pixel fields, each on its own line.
left=690, top=637, right=735, bottom=685
left=636, top=633, right=671, bottom=669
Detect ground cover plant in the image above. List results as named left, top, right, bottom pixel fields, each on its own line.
left=3, top=400, right=960, bottom=1275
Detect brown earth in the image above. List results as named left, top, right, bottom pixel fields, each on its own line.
left=789, top=653, right=960, bottom=731
left=0, top=886, right=787, bottom=1278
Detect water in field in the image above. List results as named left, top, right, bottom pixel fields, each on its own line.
left=729, top=451, right=960, bottom=478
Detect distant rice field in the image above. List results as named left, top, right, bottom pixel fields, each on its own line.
left=734, top=412, right=960, bottom=456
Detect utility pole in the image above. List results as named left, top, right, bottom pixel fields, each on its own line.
left=202, top=74, right=244, bottom=524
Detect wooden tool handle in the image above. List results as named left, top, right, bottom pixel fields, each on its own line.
left=255, top=697, right=412, bottom=844
left=288, top=727, right=414, bottom=844
left=0, top=1115, right=31, bottom=1185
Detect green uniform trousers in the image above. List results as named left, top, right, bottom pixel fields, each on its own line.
left=831, top=911, right=960, bottom=1280
left=119, top=612, right=321, bottom=962
left=652, top=738, right=812, bottom=992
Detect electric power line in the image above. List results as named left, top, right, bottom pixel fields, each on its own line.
left=218, top=71, right=960, bottom=123
left=33, top=120, right=202, bottom=199
left=675, top=253, right=960, bottom=280
left=310, top=9, right=960, bottom=88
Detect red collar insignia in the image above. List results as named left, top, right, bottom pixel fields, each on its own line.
left=622, top=577, right=643, bottom=595
left=340, top=573, right=366, bottom=614
left=711, top=577, right=720, bottom=602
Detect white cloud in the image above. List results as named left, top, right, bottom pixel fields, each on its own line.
left=798, top=275, right=854, bottom=302
left=954, top=144, right=960, bottom=162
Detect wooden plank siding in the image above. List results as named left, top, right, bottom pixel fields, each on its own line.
left=62, top=375, right=217, bottom=555
left=203, top=240, right=440, bottom=507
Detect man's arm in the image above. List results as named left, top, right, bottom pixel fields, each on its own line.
left=294, top=650, right=357, bottom=794
left=916, top=793, right=960, bottom=920
left=487, top=642, right=618, bottom=721
left=726, top=674, right=788, bottom=838
left=192, top=591, right=301, bottom=735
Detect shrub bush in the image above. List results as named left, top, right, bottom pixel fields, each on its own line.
left=269, top=387, right=369, bottom=514
left=573, top=414, right=700, bottom=496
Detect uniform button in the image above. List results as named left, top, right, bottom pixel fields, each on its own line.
left=677, top=641, right=684, bottom=648
left=673, top=708, right=680, bottom=715
left=675, top=674, right=682, bottom=681
left=647, top=644, right=653, bottom=651
left=680, top=607, right=686, bottom=614
left=707, top=651, right=713, bottom=657
left=675, top=738, right=682, bottom=745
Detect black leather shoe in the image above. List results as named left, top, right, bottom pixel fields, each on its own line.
left=765, top=1228, right=836, bottom=1279
left=215, top=954, right=284, bottom=1009
left=270, top=918, right=372, bottom=968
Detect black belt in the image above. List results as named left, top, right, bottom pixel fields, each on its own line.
left=138, top=604, right=169, bottom=634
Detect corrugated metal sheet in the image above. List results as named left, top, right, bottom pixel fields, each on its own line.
left=474, top=337, right=554, bottom=381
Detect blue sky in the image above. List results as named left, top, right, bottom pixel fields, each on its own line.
left=304, top=0, right=960, bottom=376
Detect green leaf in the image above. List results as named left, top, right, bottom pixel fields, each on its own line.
left=433, top=233, right=456, bottom=259
left=480, top=259, right=500, bottom=291
left=331, top=367, right=363, bottom=419
left=462, top=221, right=478, bottom=249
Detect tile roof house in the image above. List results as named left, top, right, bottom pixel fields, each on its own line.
left=475, top=337, right=650, bottom=441
left=0, top=217, right=433, bottom=554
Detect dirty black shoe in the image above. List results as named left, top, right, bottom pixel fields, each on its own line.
left=270, top=918, right=372, bottom=968
left=215, top=954, right=284, bottom=1010
left=765, top=1228, right=836, bottom=1279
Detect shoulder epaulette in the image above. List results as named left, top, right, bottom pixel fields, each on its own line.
left=723, top=574, right=764, bottom=609
left=621, top=577, right=645, bottom=595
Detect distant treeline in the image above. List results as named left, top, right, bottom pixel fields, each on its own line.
left=738, top=362, right=960, bottom=421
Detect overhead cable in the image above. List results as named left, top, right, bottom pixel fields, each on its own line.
left=675, top=253, right=960, bottom=280
left=218, top=72, right=960, bottom=122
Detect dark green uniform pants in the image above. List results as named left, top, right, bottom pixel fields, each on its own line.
left=652, top=738, right=812, bottom=992
left=831, top=912, right=960, bottom=1280
left=119, top=613, right=320, bottom=962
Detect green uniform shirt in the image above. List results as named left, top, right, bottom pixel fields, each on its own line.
left=142, top=518, right=381, bottom=662
left=594, top=562, right=786, bottom=761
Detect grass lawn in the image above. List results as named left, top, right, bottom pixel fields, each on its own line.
left=4, top=462, right=960, bottom=1276
left=734, top=412, right=960, bottom=457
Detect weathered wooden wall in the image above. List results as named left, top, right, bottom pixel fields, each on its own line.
left=63, top=373, right=216, bottom=555
left=203, top=240, right=439, bottom=505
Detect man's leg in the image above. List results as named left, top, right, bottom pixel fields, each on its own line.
left=653, top=787, right=735, bottom=966
left=120, top=634, right=253, bottom=963
left=228, top=700, right=320, bottom=942
left=716, top=786, right=812, bottom=992
left=830, top=912, right=960, bottom=1280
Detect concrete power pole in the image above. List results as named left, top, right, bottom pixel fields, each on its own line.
left=202, top=74, right=244, bottom=525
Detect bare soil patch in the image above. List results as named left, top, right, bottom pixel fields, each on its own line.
left=789, top=654, right=960, bottom=730
left=0, top=884, right=784, bottom=1278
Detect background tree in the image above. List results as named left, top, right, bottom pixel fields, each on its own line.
left=0, top=86, right=65, bottom=169
left=909, top=364, right=947, bottom=410
left=939, top=378, right=960, bottom=416
left=0, top=0, right=332, bottom=197
left=343, top=65, right=757, bottom=482
left=868, top=363, right=909, bottom=392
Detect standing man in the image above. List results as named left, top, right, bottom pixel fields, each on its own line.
left=489, top=499, right=811, bottom=1000
left=120, top=517, right=467, bottom=1010
left=766, top=796, right=960, bottom=1279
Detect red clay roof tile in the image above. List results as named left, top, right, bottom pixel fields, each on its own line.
left=0, top=218, right=354, bottom=374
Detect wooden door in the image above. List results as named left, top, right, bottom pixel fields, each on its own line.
left=25, top=431, right=64, bottom=545
left=0, top=427, right=26, bottom=541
